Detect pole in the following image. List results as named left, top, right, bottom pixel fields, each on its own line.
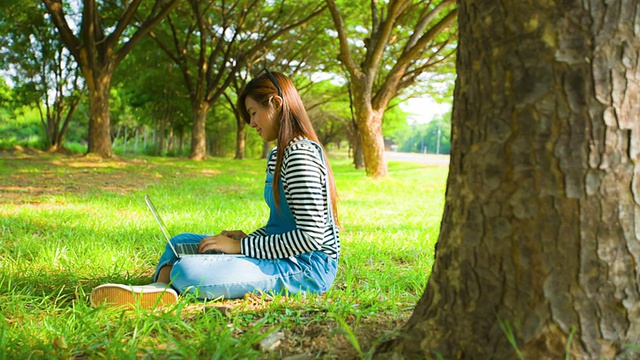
left=436, top=125, right=441, bottom=154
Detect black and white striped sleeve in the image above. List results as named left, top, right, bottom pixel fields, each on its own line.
left=240, top=142, right=330, bottom=259
left=248, top=227, right=267, bottom=237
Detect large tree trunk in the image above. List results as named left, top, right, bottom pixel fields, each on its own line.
left=86, top=75, right=113, bottom=158
left=353, top=81, right=388, bottom=177
left=190, top=102, right=209, bottom=160
left=355, top=108, right=387, bottom=178
left=378, top=1, right=640, bottom=359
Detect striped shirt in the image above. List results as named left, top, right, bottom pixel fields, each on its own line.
left=240, top=139, right=340, bottom=260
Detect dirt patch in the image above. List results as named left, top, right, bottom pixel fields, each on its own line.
left=0, top=150, right=158, bottom=204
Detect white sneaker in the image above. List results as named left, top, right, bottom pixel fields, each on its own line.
left=90, top=283, right=178, bottom=309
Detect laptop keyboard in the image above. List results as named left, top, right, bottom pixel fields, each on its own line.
left=176, top=243, right=222, bottom=255
left=177, top=243, right=199, bottom=254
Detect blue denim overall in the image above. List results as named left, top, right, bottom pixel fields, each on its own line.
left=153, top=143, right=338, bottom=299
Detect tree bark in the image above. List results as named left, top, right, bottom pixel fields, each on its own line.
left=262, top=141, right=271, bottom=159
left=86, top=73, right=113, bottom=157
left=353, top=141, right=365, bottom=170
left=355, top=99, right=387, bottom=177
left=377, top=0, right=640, bottom=359
left=235, top=116, right=246, bottom=160
left=349, top=73, right=387, bottom=175
left=190, top=101, right=210, bottom=160
left=47, top=97, right=78, bottom=152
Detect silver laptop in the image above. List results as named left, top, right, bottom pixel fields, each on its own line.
left=144, top=194, right=225, bottom=258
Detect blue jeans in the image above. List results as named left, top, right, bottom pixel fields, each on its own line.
left=153, top=233, right=338, bottom=300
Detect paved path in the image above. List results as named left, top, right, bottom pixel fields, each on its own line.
left=385, top=151, right=450, bottom=166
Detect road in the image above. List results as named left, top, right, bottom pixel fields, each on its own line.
left=385, top=151, right=450, bottom=166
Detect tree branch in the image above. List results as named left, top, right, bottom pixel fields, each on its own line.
left=41, top=0, right=82, bottom=61
left=82, top=0, right=97, bottom=73
left=398, top=7, right=457, bottom=70
left=365, top=0, right=411, bottom=76
left=249, top=3, right=327, bottom=61
left=406, top=0, right=454, bottom=50
left=190, top=0, right=209, bottom=105
left=115, top=0, right=181, bottom=65
left=105, top=0, right=143, bottom=51
left=373, top=7, right=457, bottom=110
left=371, top=0, right=380, bottom=35
left=325, top=0, right=361, bottom=78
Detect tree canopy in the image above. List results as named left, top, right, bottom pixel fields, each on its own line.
left=0, top=0, right=456, bottom=162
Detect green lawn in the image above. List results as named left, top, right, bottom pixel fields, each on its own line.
left=0, top=150, right=448, bottom=359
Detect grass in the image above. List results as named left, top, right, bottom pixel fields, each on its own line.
left=0, top=149, right=448, bottom=359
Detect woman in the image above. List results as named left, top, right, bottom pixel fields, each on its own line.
left=90, top=70, right=340, bottom=308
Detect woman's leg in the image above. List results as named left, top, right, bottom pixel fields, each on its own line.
left=156, top=265, right=173, bottom=283
left=170, top=251, right=338, bottom=299
left=90, top=233, right=208, bottom=308
left=153, top=233, right=207, bottom=283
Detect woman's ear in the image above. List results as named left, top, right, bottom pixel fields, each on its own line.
left=271, top=95, right=283, bottom=110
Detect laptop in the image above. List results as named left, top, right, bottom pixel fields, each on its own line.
left=144, top=194, right=227, bottom=258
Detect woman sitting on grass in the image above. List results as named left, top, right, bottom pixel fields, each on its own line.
left=90, top=69, right=340, bottom=308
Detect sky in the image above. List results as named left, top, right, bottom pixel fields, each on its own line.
left=400, top=96, right=452, bottom=124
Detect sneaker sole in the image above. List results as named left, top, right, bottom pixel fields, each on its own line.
left=90, top=285, right=177, bottom=309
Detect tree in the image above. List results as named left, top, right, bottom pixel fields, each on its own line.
left=326, top=0, right=457, bottom=178
left=302, top=79, right=352, bottom=148
left=0, top=0, right=82, bottom=152
left=0, top=79, right=12, bottom=122
left=377, top=0, right=640, bottom=358
left=42, top=0, right=180, bottom=158
left=112, top=36, right=192, bottom=156
left=30, top=45, right=83, bottom=153
left=148, top=0, right=327, bottom=160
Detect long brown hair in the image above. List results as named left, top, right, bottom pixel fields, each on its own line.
left=238, top=71, right=339, bottom=225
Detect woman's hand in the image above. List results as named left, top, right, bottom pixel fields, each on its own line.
left=219, top=230, right=248, bottom=240
left=198, top=234, right=242, bottom=254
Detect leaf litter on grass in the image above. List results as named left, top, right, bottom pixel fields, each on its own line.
left=0, top=151, right=155, bottom=203
left=0, top=149, right=223, bottom=205
left=173, top=293, right=410, bottom=359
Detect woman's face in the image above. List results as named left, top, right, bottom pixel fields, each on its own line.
left=245, top=96, right=279, bottom=142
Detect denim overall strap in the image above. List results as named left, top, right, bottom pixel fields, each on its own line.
left=264, top=147, right=297, bottom=235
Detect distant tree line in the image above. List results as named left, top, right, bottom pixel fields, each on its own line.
left=0, top=0, right=456, bottom=176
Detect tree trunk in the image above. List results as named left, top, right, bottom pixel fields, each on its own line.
left=170, top=127, right=178, bottom=153
left=178, top=129, right=184, bottom=154
left=157, top=115, right=166, bottom=155
left=377, top=1, right=640, bottom=359
left=190, top=101, right=209, bottom=160
left=52, top=98, right=77, bottom=151
left=352, top=82, right=387, bottom=177
left=235, top=114, right=246, bottom=160
left=352, top=130, right=365, bottom=170
left=356, top=108, right=386, bottom=177
left=86, top=75, right=113, bottom=158
left=42, top=0, right=180, bottom=158
left=262, top=141, right=271, bottom=159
